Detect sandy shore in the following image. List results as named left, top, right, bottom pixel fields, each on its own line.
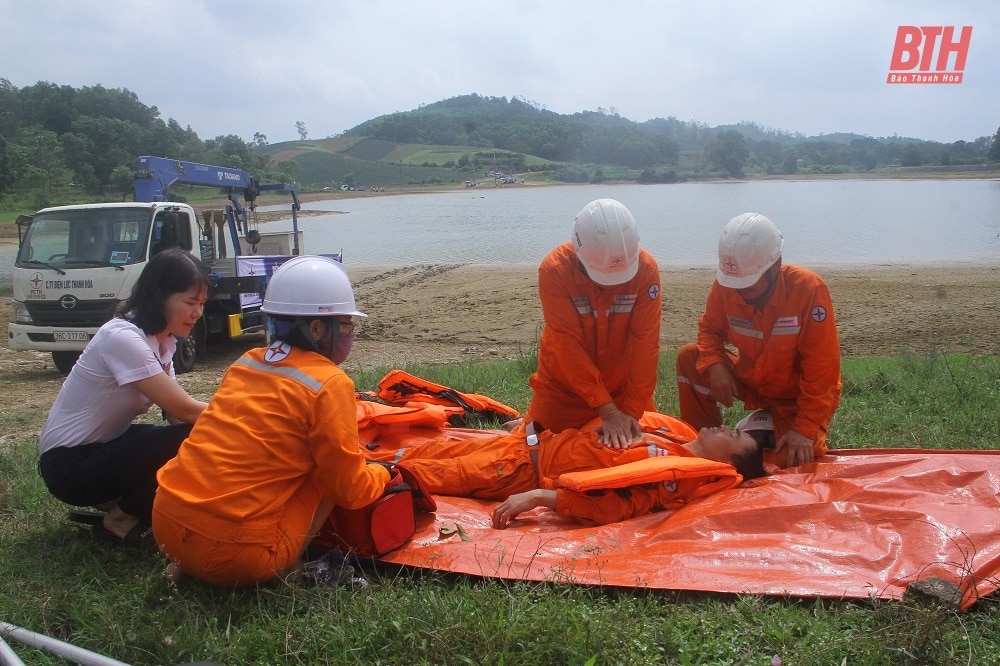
left=3, top=191, right=999, bottom=404
left=339, top=261, right=1000, bottom=367
left=4, top=261, right=998, bottom=367
left=192, top=190, right=1000, bottom=364
left=2, top=260, right=998, bottom=418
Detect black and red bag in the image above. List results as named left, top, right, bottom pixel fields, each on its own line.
left=313, top=464, right=436, bottom=558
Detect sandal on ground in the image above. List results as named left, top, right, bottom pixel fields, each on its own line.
left=67, top=509, right=106, bottom=525
left=91, top=521, right=155, bottom=550
left=299, top=551, right=370, bottom=589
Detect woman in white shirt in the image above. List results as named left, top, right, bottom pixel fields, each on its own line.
left=38, top=248, right=210, bottom=548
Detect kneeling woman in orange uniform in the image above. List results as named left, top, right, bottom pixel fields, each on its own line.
left=152, top=257, right=390, bottom=587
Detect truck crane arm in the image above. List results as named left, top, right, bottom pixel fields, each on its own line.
left=135, top=155, right=260, bottom=203
left=133, top=155, right=302, bottom=256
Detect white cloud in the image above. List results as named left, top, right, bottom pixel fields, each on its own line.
left=2, top=0, right=995, bottom=144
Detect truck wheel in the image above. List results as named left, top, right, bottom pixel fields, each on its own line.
left=52, top=351, right=82, bottom=375
left=173, top=319, right=205, bottom=374
left=173, top=335, right=197, bottom=374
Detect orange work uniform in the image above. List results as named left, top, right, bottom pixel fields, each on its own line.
left=525, top=241, right=661, bottom=432
left=392, top=414, right=712, bottom=526
left=152, top=341, right=389, bottom=586
left=676, top=264, right=841, bottom=466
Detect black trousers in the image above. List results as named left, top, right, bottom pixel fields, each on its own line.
left=38, top=423, right=192, bottom=524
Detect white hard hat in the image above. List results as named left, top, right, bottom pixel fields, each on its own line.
left=572, top=198, right=640, bottom=286
left=262, top=255, right=367, bottom=317
left=736, top=409, right=774, bottom=432
left=717, top=213, right=784, bottom=289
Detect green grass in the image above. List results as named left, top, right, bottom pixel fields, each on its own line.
left=3, top=352, right=1000, bottom=664
left=832, top=354, right=1000, bottom=450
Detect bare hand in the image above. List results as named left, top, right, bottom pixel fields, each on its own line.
left=774, top=430, right=815, bottom=467
left=491, top=490, right=557, bottom=529
left=596, top=408, right=642, bottom=449
left=502, top=417, right=523, bottom=432
left=707, top=363, right=738, bottom=407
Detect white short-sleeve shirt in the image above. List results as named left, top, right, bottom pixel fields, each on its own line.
left=38, top=318, right=176, bottom=454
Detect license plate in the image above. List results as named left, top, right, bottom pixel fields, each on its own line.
left=53, top=331, right=89, bottom=341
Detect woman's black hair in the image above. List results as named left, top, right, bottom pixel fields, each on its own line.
left=731, top=443, right=766, bottom=481
left=118, top=248, right=211, bottom=335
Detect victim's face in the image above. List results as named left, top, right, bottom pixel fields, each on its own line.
left=696, top=425, right=757, bottom=464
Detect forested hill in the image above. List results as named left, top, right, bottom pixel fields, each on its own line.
left=347, top=94, right=682, bottom=167
left=0, top=79, right=259, bottom=200
left=348, top=92, right=846, bottom=157
left=344, top=93, right=997, bottom=174
left=1, top=81, right=999, bottom=205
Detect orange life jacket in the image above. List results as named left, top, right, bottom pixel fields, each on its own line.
left=558, top=455, right=742, bottom=501
left=356, top=398, right=460, bottom=431
left=374, top=369, right=520, bottom=425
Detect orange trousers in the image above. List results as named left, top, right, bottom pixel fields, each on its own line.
left=395, top=433, right=539, bottom=501
left=152, top=480, right=323, bottom=587
left=675, top=342, right=828, bottom=467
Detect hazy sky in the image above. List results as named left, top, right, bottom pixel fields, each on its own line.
left=3, top=1, right=996, bottom=145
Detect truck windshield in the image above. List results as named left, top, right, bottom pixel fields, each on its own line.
left=15, top=209, right=152, bottom=268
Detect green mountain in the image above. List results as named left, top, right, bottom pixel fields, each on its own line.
left=265, top=93, right=996, bottom=187
left=2, top=81, right=994, bottom=203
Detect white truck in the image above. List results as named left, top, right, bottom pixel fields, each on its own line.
left=7, top=155, right=322, bottom=373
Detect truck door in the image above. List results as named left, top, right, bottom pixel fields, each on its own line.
left=150, top=210, right=194, bottom=256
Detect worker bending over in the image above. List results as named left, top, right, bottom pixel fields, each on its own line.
left=521, top=198, right=662, bottom=449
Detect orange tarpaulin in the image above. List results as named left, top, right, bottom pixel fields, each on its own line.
left=379, top=447, right=1000, bottom=609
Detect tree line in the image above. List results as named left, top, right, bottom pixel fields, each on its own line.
left=0, top=79, right=295, bottom=207
left=347, top=94, right=1000, bottom=178
left=2, top=82, right=998, bottom=205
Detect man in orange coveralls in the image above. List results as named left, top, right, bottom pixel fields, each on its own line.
left=675, top=213, right=842, bottom=468
left=152, top=256, right=391, bottom=587
left=375, top=413, right=764, bottom=528
left=522, top=198, right=661, bottom=449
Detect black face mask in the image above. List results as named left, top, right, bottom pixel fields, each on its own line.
left=307, top=318, right=353, bottom=365
left=330, top=331, right=354, bottom=364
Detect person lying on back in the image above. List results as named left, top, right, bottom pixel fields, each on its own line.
left=367, top=412, right=765, bottom=529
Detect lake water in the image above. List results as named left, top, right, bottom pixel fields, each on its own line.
left=3, top=179, right=1000, bottom=288
left=270, top=179, right=1000, bottom=269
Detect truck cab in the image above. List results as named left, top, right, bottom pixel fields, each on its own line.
left=8, top=155, right=307, bottom=375
left=8, top=202, right=202, bottom=373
